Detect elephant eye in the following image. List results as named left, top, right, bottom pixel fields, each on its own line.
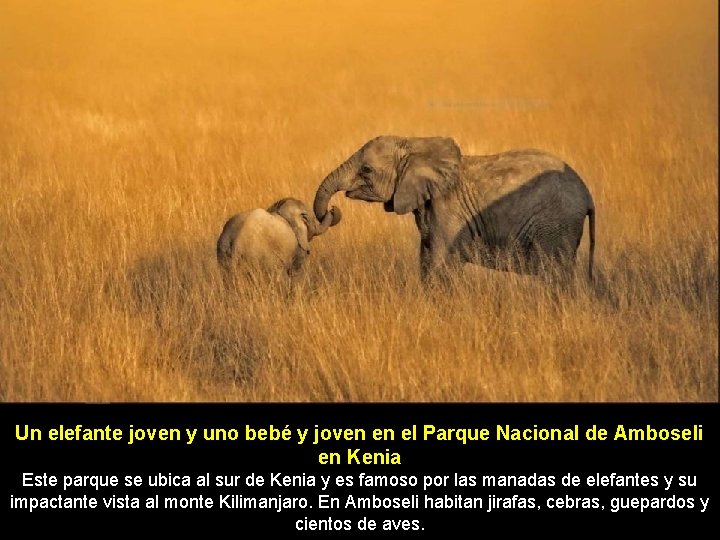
left=300, top=213, right=310, bottom=224
left=359, top=164, right=373, bottom=177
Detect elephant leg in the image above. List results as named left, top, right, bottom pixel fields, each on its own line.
left=419, top=241, right=433, bottom=283
left=415, top=205, right=462, bottom=288
left=287, top=246, right=308, bottom=277
left=419, top=239, right=457, bottom=288
left=550, top=244, right=582, bottom=293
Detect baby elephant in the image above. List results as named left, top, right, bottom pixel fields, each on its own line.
left=217, top=197, right=341, bottom=279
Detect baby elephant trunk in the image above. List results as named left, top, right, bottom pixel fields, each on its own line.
left=311, top=206, right=343, bottom=239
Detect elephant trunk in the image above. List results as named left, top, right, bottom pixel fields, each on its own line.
left=313, top=151, right=360, bottom=222
left=311, top=206, right=343, bottom=239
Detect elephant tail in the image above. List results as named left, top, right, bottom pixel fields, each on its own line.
left=216, top=224, right=235, bottom=270
left=587, top=206, right=595, bottom=281
left=216, top=236, right=232, bottom=269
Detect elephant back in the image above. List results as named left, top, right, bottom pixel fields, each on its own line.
left=220, top=209, right=297, bottom=272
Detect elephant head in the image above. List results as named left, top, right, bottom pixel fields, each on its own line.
left=268, top=197, right=342, bottom=253
left=313, top=136, right=461, bottom=221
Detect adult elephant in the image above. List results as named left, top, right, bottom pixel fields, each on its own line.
left=313, top=136, right=595, bottom=282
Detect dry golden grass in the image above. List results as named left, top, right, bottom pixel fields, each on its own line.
left=0, top=0, right=717, bottom=401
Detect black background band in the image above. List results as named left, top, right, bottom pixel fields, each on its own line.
left=2, top=403, right=717, bottom=532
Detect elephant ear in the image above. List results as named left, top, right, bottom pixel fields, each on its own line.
left=267, top=198, right=292, bottom=214
left=392, top=137, right=461, bottom=215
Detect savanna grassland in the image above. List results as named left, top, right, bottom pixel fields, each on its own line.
left=0, top=0, right=717, bottom=401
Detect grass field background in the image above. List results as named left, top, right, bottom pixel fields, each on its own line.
left=0, top=0, right=717, bottom=401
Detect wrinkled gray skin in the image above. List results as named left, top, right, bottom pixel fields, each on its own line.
left=217, top=197, right=341, bottom=278
left=314, top=136, right=595, bottom=283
